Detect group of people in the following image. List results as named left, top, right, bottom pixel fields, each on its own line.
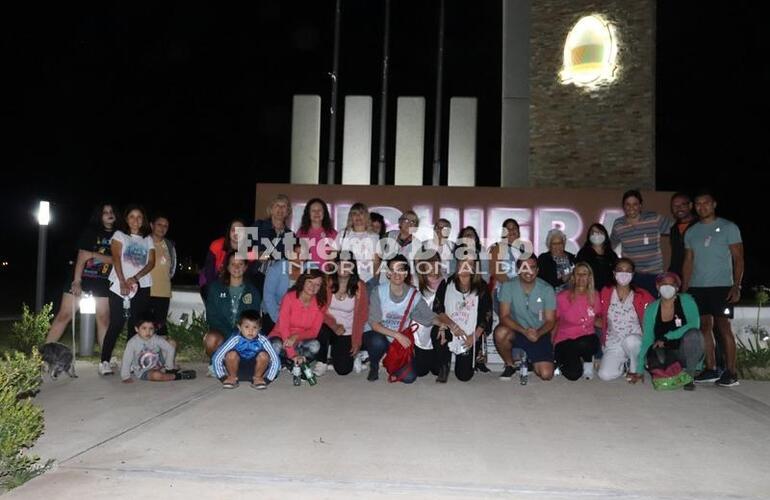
left=45, top=188, right=744, bottom=390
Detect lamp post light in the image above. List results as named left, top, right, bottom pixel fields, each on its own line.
left=78, top=293, right=96, bottom=356
left=35, top=201, right=50, bottom=312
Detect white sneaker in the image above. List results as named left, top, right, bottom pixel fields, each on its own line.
left=554, top=367, right=561, bottom=377
left=313, top=362, right=327, bottom=377
left=206, top=365, right=215, bottom=378
left=109, top=356, right=119, bottom=368
left=353, top=355, right=363, bottom=374
left=583, top=362, right=594, bottom=380
left=99, top=361, right=114, bottom=375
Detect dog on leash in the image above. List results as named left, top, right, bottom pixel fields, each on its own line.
left=40, top=342, right=77, bottom=380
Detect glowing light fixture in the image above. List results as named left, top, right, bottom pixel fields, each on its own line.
left=37, top=201, right=51, bottom=226
left=79, top=293, right=96, bottom=314
left=560, top=15, right=618, bottom=88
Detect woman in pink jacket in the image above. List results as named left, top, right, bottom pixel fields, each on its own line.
left=269, top=269, right=327, bottom=368
left=596, top=258, right=654, bottom=383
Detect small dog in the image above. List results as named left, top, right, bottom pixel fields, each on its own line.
left=40, top=342, right=78, bottom=380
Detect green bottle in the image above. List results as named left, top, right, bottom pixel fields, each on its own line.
left=301, top=363, right=317, bottom=386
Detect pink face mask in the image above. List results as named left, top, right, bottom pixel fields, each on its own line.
left=614, top=272, right=633, bottom=286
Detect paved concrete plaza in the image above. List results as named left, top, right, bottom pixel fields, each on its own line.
left=6, top=361, right=770, bottom=499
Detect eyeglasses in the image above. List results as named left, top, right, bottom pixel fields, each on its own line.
left=399, top=217, right=418, bottom=225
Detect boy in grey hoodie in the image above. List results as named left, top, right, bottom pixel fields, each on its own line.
left=121, top=313, right=196, bottom=382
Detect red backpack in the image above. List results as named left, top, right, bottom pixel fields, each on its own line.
left=382, top=290, right=419, bottom=383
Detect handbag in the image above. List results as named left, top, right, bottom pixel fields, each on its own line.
left=650, top=361, right=693, bottom=391
left=382, top=289, right=419, bottom=383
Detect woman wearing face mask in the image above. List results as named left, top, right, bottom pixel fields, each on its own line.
left=596, top=258, right=653, bottom=382
left=636, top=272, right=704, bottom=390
left=577, top=223, right=618, bottom=292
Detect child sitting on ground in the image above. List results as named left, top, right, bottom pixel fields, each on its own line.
left=121, top=313, right=196, bottom=383
left=211, top=310, right=280, bottom=390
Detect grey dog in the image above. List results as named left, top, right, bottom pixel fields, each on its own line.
left=40, top=342, right=78, bottom=380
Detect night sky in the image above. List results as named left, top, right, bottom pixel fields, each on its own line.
left=3, top=1, right=768, bottom=314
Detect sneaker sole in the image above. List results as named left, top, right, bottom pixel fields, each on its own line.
left=716, top=380, right=740, bottom=387
left=499, top=375, right=513, bottom=381
left=694, top=377, right=719, bottom=384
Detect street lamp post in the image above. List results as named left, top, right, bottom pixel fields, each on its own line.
left=78, top=293, right=96, bottom=356
left=35, top=201, right=50, bottom=312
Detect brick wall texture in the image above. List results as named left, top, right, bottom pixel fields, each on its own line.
left=529, top=0, right=655, bottom=189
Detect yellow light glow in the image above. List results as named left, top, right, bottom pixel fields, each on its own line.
left=560, top=15, right=618, bottom=88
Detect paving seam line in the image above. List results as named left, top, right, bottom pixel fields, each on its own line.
left=58, top=384, right=220, bottom=465
left=57, top=464, right=755, bottom=500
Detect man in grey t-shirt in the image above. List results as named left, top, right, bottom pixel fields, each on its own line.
left=683, top=191, right=744, bottom=387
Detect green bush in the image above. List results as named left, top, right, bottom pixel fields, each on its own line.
left=166, top=311, right=208, bottom=362
left=0, top=349, right=52, bottom=490
left=10, top=304, right=53, bottom=355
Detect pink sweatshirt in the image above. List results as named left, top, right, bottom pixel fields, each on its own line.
left=553, top=290, right=599, bottom=345
left=270, top=292, right=326, bottom=358
left=296, top=227, right=338, bottom=266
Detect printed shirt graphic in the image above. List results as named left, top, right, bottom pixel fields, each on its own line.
left=445, top=281, right=479, bottom=338
left=108, top=231, right=154, bottom=294
left=79, top=228, right=115, bottom=280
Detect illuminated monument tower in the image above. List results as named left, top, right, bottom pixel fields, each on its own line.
left=505, top=0, right=655, bottom=189
left=290, top=0, right=655, bottom=190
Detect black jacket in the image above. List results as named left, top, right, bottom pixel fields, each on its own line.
left=668, top=220, right=697, bottom=277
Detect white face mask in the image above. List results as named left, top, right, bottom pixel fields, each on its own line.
left=659, top=285, right=677, bottom=300
left=589, top=233, right=606, bottom=246
left=614, top=271, right=633, bottom=286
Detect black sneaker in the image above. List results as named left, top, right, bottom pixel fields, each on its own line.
left=716, top=371, right=739, bottom=387
left=683, top=381, right=695, bottom=391
left=499, top=365, right=516, bottom=380
left=175, top=370, right=196, bottom=380
left=367, top=365, right=379, bottom=382
left=693, top=369, right=720, bottom=384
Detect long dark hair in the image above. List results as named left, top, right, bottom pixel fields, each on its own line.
left=330, top=255, right=360, bottom=298
left=416, top=252, right=443, bottom=294
left=223, top=218, right=248, bottom=253
left=118, top=204, right=151, bottom=237
left=291, top=268, right=328, bottom=307
left=299, top=198, right=334, bottom=233
left=89, top=202, right=118, bottom=231
left=219, top=250, right=246, bottom=286
left=457, top=226, right=482, bottom=256
left=369, top=212, right=387, bottom=238
left=581, top=223, right=613, bottom=255
left=451, top=256, right=487, bottom=297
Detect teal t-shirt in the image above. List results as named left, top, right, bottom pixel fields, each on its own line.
left=498, top=277, right=556, bottom=329
left=684, top=218, right=742, bottom=287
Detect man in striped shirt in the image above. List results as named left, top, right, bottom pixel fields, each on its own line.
left=211, top=310, right=280, bottom=390
left=610, top=190, right=673, bottom=297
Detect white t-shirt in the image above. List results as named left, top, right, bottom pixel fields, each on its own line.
left=336, top=229, right=380, bottom=283
left=108, top=231, right=155, bottom=295
left=414, top=289, right=437, bottom=350
left=444, top=281, right=479, bottom=338
left=329, top=294, right=355, bottom=336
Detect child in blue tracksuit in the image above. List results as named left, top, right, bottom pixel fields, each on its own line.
left=211, top=310, right=280, bottom=390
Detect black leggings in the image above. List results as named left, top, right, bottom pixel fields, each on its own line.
left=102, top=287, right=151, bottom=362
left=433, top=334, right=481, bottom=382
left=147, top=296, right=171, bottom=336
left=554, top=334, right=599, bottom=381
left=318, top=324, right=357, bottom=375
left=414, top=334, right=482, bottom=382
